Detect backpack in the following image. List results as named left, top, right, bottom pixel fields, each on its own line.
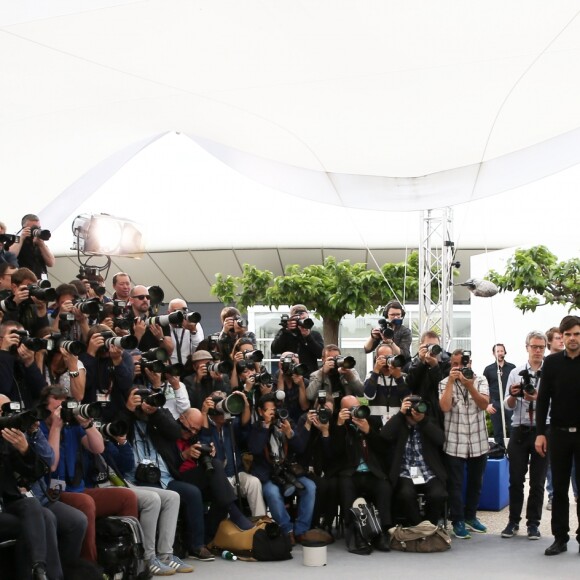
left=95, top=516, right=151, bottom=579
left=388, top=520, right=452, bottom=553
left=208, top=517, right=292, bottom=561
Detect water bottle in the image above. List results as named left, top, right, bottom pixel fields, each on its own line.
left=221, top=550, right=237, bottom=561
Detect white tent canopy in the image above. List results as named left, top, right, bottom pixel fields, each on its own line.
left=1, top=0, right=580, bottom=252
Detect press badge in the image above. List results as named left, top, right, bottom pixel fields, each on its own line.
left=50, top=479, right=66, bottom=491
left=97, top=393, right=110, bottom=403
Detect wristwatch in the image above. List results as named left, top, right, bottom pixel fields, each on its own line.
left=69, top=370, right=80, bottom=378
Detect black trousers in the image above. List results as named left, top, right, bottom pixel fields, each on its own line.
left=507, top=426, right=547, bottom=526
left=339, top=472, right=393, bottom=528
left=549, top=428, right=580, bottom=542
left=394, top=476, right=447, bottom=526
left=308, top=473, right=339, bottom=526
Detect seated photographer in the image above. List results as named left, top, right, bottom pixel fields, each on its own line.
left=293, top=397, right=339, bottom=535
left=39, top=385, right=139, bottom=562
left=83, top=422, right=193, bottom=575
left=0, top=320, right=46, bottom=409
left=167, top=298, right=204, bottom=365
left=79, top=325, right=135, bottom=419
left=9, top=214, right=55, bottom=279
left=120, top=388, right=215, bottom=561
left=363, top=301, right=412, bottom=362
left=126, top=285, right=174, bottom=355
left=306, top=344, right=364, bottom=409
left=274, top=351, right=310, bottom=423
left=0, top=411, right=60, bottom=580
left=177, top=408, right=254, bottom=536
left=199, top=390, right=267, bottom=517
left=2, top=267, right=50, bottom=336
left=247, top=393, right=317, bottom=545
left=217, top=306, right=256, bottom=359
left=271, top=304, right=323, bottom=375
left=48, top=283, right=91, bottom=343
left=185, top=349, right=230, bottom=411
left=333, top=395, right=392, bottom=552
left=380, top=396, right=447, bottom=526
left=364, top=343, right=410, bottom=425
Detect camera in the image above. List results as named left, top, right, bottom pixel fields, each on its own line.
left=60, top=398, right=104, bottom=424
left=459, top=351, right=474, bottom=379
left=271, top=462, right=305, bottom=497
left=349, top=405, right=370, bottom=420
left=97, top=420, right=128, bottom=439
left=386, top=354, right=406, bottom=368
left=196, top=443, right=215, bottom=473
left=405, top=395, right=428, bottom=415
left=27, top=283, right=57, bottom=302
left=206, top=359, right=233, bottom=375
left=59, top=312, right=75, bottom=323
left=89, top=281, right=107, bottom=296
left=243, top=349, right=264, bottom=363
left=0, top=401, right=40, bottom=432
left=377, top=318, right=395, bottom=339
left=518, top=369, right=540, bottom=396
left=134, top=389, right=167, bottom=408
left=98, top=331, right=138, bottom=351
left=139, top=347, right=169, bottom=374
left=8, top=329, right=46, bottom=352
left=233, top=316, right=247, bottom=330
left=254, top=369, right=272, bottom=385
left=0, top=233, right=20, bottom=249
left=45, top=332, right=86, bottom=356
left=163, top=362, right=184, bottom=377
left=279, top=314, right=314, bottom=330
left=280, top=356, right=308, bottom=377
left=332, top=355, right=356, bottom=370
left=275, top=408, right=289, bottom=422
left=30, top=227, right=51, bottom=241
left=185, top=311, right=201, bottom=323
left=143, top=310, right=184, bottom=327
left=426, top=344, right=442, bottom=356
left=209, top=392, right=245, bottom=416
left=75, top=297, right=102, bottom=317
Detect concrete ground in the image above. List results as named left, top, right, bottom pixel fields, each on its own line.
left=175, top=488, right=580, bottom=580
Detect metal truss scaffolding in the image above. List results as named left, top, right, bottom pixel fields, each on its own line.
left=418, top=208, right=454, bottom=350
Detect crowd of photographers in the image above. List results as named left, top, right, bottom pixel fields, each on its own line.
left=1, top=237, right=576, bottom=577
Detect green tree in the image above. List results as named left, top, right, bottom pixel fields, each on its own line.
left=211, top=254, right=422, bottom=344
left=487, top=245, right=580, bottom=312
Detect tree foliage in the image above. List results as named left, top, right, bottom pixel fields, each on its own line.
left=211, top=254, right=422, bottom=343
left=487, top=245, right=580, bottom=312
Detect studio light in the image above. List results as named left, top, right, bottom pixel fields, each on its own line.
left=71, top=213, right=144, bottom=257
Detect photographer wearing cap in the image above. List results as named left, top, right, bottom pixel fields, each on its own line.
left=364, top=343, right=410, bottom=425
left=381, top=395, right=447, bottom=526
left=439, top=349, right=489, bottom=539
left=307, top=344, right=364, bottom=409
left=271, top=304, right=324, bottom=375
left=364, top=301, right=412, bottom=362
left=186, top=349, right=230, bottom=411
left=500, top=331, right=547, bottom=541
left=9, top=214, right=55, bottom=279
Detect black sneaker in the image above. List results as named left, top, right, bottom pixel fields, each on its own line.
left=188, top=547, right=215, bottom=561
left=500, top=522, right=519, bottom=538
left=527, top=525, right=541, bottom=540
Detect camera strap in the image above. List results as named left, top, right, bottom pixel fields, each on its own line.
left=172, top=327, right=186, bottom=365
left=134, top=420, right=159, bottom=468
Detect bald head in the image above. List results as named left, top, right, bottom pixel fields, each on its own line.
left=180, top=408, right=203, bottom=432
left=341, top=395, right=359, bottom=409
left=168, top=298, right=187, bottom=313
left=0, top=394, right=10, bottom=409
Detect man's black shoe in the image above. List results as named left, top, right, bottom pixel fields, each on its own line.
left=545, top=540, right=567, bottom=556
left=31, top=563, right=48, bottom=580
left=373, top=532, right=391, bottom=552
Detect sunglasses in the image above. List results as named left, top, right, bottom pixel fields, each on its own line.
left=132, top=295, right=150, bottom=300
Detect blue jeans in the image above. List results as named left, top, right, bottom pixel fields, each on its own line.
left=262, top=476, right=316, bottom=536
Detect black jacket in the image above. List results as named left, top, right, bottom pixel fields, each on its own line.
left=380, top=412, right=446, bottom=487
left=271, top=329, right=324, bottom=375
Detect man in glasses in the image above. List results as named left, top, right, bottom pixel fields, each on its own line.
left=128, top=285, right=173, bottom=353
left=501, top=331, right=548, bottom=542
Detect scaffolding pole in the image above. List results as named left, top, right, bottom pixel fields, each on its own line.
left=418, top=208, right=455, bottom=350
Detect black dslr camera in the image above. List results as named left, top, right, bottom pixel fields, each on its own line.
left=271, top=461, right=305, bottom=497
left=405, top=395, right=428, bottom=415
left=460, top=351, right=474, bottom=379
left=280, top=355, right=308, bottom=377
left=518, top=369, right=540, bottom=397
left=315, top=391, right=332, bottom=424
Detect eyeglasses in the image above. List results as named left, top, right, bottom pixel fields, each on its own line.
left=527, top=345, right=545, bottom=350
left=132, top=295, right=150, bottom=300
